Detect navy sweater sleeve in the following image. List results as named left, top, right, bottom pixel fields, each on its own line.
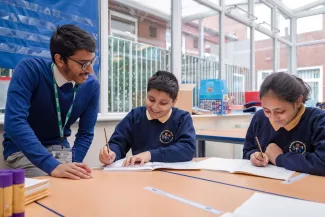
left=4, top=59, right=60, bottom=174
left=276, top=112, right=325, bottom=176
left=149, top=113, right=196, bottom=162
left=243, top=113, right=259, bottom=160
left=72, top=79, right=100, bottom=162
left=108, top=110, right=133, bottom=161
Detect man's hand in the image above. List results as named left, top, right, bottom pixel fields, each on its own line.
left=51, top=162, right=92, bottom=180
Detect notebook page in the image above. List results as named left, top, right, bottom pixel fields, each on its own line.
left=103, top=158, right=153, bottom=171
left=232, top=192, right=325, bottom=217
left=238, top=161, right=295, bottom=181
left=198, top=158, right=244, bottom=173
left=151, top=161, right=199, bottom=170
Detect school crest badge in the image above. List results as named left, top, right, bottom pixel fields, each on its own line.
left=289, top=141, right=306, bottom=154
left=160, top=130, right=173, bottom=144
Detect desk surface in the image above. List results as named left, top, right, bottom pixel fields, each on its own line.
left=25, top=166, right=325, bottom=216
left=171, top=169, right=325, bottom=203
left=196, top=128, right=247, bottom=140
left=26, top=170, right=255, bottom=217
left=25, top=202, right=59, bottom=217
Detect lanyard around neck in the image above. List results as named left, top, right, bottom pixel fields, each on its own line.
left=52, top=63, right=78, bottom=142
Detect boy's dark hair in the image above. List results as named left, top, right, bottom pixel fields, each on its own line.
left=147, top=71, right=179, bottom=101
left=260, top=72, right=311, bottom=103
left=50, top=24, right=96, bottom=63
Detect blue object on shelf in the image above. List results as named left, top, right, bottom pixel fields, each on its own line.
left=199, top=79, right=228, bottom=115
left=199, top=79, right=228, bottom=99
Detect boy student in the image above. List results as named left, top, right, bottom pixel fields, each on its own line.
left=3, top=25, right=99, bottom=179
left=243, top=72, right=325, bottom=176
left=99, top=71, right=196, bottom=166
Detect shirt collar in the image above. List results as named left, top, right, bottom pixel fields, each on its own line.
left=270, top=104, right=306, bottom=131
left=146, top=109, right=172, bottom=123
left=52, top=64, right=75, bottom=87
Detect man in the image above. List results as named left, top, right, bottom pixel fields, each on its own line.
left=2, top=24, right=100, bottom=179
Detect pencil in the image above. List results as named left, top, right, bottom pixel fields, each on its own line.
left=104, top=128, right=109, bottom=153
left=255, top=137, right=264, bottom=159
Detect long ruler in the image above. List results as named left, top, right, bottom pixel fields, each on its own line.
left=144, top=186, right=222, bottom=215
left=282, top=173, right=309, bottom=184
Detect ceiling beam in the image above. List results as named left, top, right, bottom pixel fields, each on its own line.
left=264, top=0, right=294, bottom=18
left=114, top=0, right=170, bottom=20
left=182, top=11, right=219, bottom=23
left=293, top=0, right=325, bottom=13
left=295, top=7, right=325, bottom=18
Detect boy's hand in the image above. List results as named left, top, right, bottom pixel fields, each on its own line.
left=51, top=162, right=92, bottom=180
left=99, top=146, right=116, bottom=165
left=250, top=151, right=269, bottom=167
left=122, top=151, right=151, bottom=167
left=265, top=143, right=283, bottom=165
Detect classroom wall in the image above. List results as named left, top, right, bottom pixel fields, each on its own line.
left=0, top=114, right=253, bottom=169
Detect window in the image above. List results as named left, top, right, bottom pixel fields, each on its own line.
left=255, top=30, right=273, bottom=90
left=166, top=29, right=185, bottom=53
left=225, top=16, right=251, bottom=105
left=193, top=38, right=198, bottom=49
left=0, top=68, right=12, bottom=113
left=297, top=15, right=324, bottom=42
left=297, top=67, right=323, bottom=103
left=257, top=67, right=323, bottom=103
left=181, top=1, right=220, bottom=107
left=257, top=71, right=271, bottom=88
left=149, top=26, right=157, bottom=38
left=108, top=2, right=171, bottom=112
left=110, top=10, right=138, bottom=41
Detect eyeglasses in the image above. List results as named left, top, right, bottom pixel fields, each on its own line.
left=66, top=56, right=97, bottom=71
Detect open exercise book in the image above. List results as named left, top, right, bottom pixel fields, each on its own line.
left=198, top=157, right=295, bottom=181
left=25, top=178, right=50, bottom=205
left=104, top=158, right=199, bottom=171
left=221, top=192, right=325, bottom=217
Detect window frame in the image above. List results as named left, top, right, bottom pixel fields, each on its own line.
left=109, top=10, right=138, bottom=42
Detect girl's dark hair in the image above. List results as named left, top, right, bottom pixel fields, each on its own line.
left=260, top=72, right=311, bottom=103
left=147, top=71, right=179, bottom=101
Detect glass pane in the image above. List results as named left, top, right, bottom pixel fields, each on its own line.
left=306, top=82, right=319, bottom=102
left=225, top=16, right=251, bottom=105
left=255, top=3, right=272, bottom=31
left=108, top=0, right=171, bottom=112
left=298, top=70, right=319, bottom=80
left=297, top=44, right=324, bottom=102
left=111, top=17, right=136, bottom=35
left=279, top=12, right=290, bottom=41
left=297, top=14, right=324, bottom=43
left=182, top=0, right=220, bottom=107
left=0, top=68, right=12, bottom=114
left=280, top=42, right=289, bottom=70
left=255, top=31, right=273, bottom=90
left=262, top=72, right=269, bottom=80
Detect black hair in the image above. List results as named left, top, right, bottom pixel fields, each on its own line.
left=50, top=24, right=96, bottom=63
left=147, top=71, right=179, bottom=101
left=260, top=72, right=311, bottom=103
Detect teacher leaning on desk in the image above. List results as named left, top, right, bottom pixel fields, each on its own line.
left=2, top=24, right=99, bottom=180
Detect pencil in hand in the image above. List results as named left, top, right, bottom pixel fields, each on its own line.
left=255, top=137, right=264, bottom=159
left=104, top=128, right=109, bottom=153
